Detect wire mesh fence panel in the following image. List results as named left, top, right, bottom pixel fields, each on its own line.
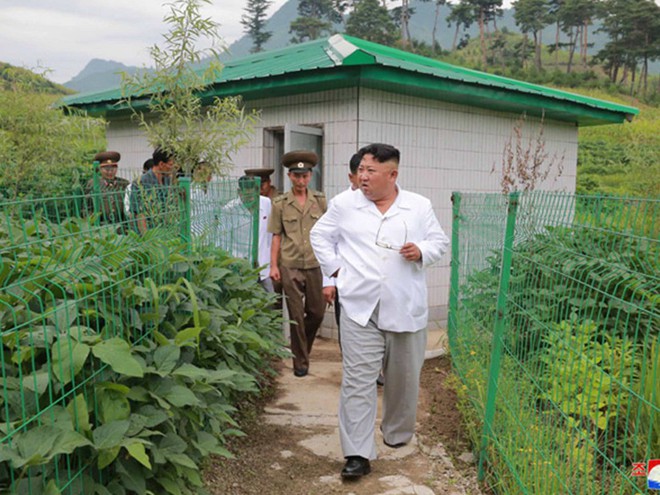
left=189, top=178, right=259, bottom=265
left=449, top=191, right=659, bottom=495
left=0, top=176, right=259, bottom=494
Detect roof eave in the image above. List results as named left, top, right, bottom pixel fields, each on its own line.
left=63, top=66, right=636, bottom=127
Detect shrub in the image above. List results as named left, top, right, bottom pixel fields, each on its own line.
left=0, top=212, right=285, bottom=494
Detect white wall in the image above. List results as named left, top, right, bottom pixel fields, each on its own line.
left=103, top=86, right=578, bottom=327
left=106, top=117, right=153, bottom=181
left=356, top=87, right=577, bottom=322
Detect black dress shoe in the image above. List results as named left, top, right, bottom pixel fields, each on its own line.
left=341, top=456, right=371, bottom=479
left=383, top=439, right=407, bottom=448
left=293, top=367, right=308, bottom=377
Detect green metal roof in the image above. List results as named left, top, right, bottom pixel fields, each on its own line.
left=60, top=34, right=638, bottom=127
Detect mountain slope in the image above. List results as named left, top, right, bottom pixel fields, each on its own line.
left=65, top=59, right=144, bottom=94
left=61, top=0, right=657, bottom=94
left=1, top=63, right=73, bottom=94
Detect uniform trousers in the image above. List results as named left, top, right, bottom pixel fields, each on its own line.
left=339, top=307, right=427, bottom=460
left=280, top=266, right=325, bottom=372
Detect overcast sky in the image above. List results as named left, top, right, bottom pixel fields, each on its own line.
left=1, top=0, right=522, bottom=84
left=1, top=0, right=289, bottom=84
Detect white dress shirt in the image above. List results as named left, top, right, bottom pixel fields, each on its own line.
left=257, top=195, right=272, bottom=279
left=219, top=196, right=272, bottom=278
left=310, top=187, right=449, bottom=332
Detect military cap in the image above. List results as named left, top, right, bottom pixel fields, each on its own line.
left=94, top=151, right=121, bottom=167
left=244, top=168, right=274, bottom=179
left=282, top=150, right=318, bottom=174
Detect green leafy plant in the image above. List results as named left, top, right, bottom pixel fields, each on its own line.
left=0, top=210, right=285, bottom=494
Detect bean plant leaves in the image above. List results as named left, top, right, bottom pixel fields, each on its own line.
left=125, top=442, right=152, bottom=469
left=51, top=340, right=90, bottom=384
left=22, top=370, right=49, bottom=394
left=174, top=326, right=202, bottom=346
left=92, top=420, right=131, bottom=450
left=164, top=385, right=200, bottom=407
left=99, top=388, right=131, bottom=424
left=66, top=394, right=91, bottom=433
left=48, top=301, right=78, bottom=330
left=98, top=446, right=121, bottom=470
left=153, top=345, right=180, bottom=374
left=92, top=338, right=144, bottom=377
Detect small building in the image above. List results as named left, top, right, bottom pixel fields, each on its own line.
left=62, top=34, right=637, bottom=326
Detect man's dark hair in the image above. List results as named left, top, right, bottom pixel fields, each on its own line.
left=349, top=153, right=362, bottom=175
left=358, top=143, right=400, bottom=165
left=152, top=147, right=173, bottom=165
left=143, top=158, right=154, bottom=172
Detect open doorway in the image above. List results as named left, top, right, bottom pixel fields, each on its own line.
left=264, top=124, right=324, bottom=193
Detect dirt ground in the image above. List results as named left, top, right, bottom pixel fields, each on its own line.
left=204, top=343, right=485, bottom=495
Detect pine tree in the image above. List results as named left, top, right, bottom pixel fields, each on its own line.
left=595, top=0, right=660, bottom=95
left=513, top=0, right=551, bottom=70
left=446, top=2, right=476, bottom=51
left=464, top=0, right=504, bottom=68
left=290, top=0, right=342, bottom=43
left=345, top=0, right=397, bottom=45
left=419, top=0, right=448, bottom=53
left=241, top=0, right=273, bottom=53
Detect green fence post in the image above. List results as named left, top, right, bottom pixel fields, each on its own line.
left=92, top=160, right=100, bottom=226
left=448, top=192, right=461, bottom=351
left=251, top=177, right=261, bottom=269
left=478, top=191, right=520, bottom=481
left=179, top=176, right=192, bottom=254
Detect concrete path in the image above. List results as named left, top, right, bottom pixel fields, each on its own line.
left=263, top=327, right=483, bottom=495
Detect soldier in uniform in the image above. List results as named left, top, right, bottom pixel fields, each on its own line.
left=85, top=151, right=130, bottom=224
left=268, top=151, right=328, bottom=377
left=244, top=167, right=279, bottom=200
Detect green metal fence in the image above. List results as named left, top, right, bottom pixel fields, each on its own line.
left=448, top=191, right=659, bottom=495
left=0, top=174, right=259, bottom=493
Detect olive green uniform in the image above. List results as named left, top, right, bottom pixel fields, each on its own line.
left=269, top=189, right=327, bottom=372
left=85, top=176, right=130, bottom=224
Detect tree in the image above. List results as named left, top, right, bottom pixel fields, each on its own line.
left=121, top=0, right=256, bottom=177
left=556, top=0, right=598, bottom=73
left=241, top=0, right=273, bottom=53
left=513, top=0, right=551, bottom=70
left=446, top=1, right=475, bottom=51
left=419, top=0, right=448, bottom=54
left=0, top=70, right=105, bottom=200
left=400, top=0, right=412, bottom=48
left=290, top=0, right=342, bottom=43
left=548, top=0, right=564, bottom=67
left=345, top=0, right=397, bottom=45
left=464, top=0, right=504, bottom=68
left=595, top=0, right=660, bottom=96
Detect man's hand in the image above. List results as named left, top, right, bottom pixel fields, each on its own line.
left=270, top=266, right=281, bottom=282
left=322, top=286, right=336, bottom=305
left=399, top=242, right=422, bottom=262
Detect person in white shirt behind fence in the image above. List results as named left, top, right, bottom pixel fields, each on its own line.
left=310, top=143, right=449, bottom=480
left=216, top=176, right=273, bottom=291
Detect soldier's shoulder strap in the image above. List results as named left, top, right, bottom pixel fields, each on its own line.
left=312, top=190, right=327, bottom=212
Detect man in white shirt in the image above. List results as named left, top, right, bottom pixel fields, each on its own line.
left=219, top=176, right=272, bottom=287
left=326, top=152, right=362, bottom=350
left=310, top=143, right=449, bottom=480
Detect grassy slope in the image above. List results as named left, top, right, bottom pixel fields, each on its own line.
left=439, top=35, right=659, bottom=197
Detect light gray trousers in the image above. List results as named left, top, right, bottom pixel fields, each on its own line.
left=338, top=307, right=427, bottom=460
